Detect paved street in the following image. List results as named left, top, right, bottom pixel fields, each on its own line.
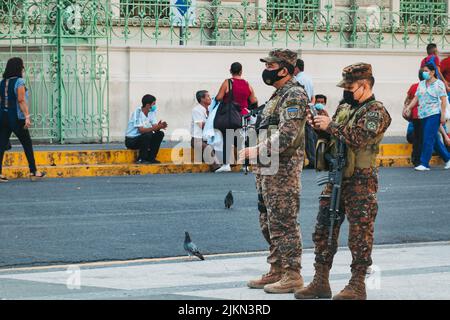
left=0, top=242, right=449, bottom=300
left=0, top=167, right=449, bottom=269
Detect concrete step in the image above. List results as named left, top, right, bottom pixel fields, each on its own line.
left=2, top=148, right=186, bottom=167
left=2, top=163, right=216, bottom=179
left=379, top=143, right=412, bottom=156
left=377, top=155, right=444, bottom=167
left=3, top=143, right=412, bottom=167
left=2, top=143, right=446, bottom=179
left=2, top=155, right=445, bottom=180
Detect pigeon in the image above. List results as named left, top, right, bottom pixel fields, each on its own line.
left=224, top=190, right=233, bottom=209
left=184, top=231, right=205, bottom=261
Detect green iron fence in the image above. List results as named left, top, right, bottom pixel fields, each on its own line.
left=400, top=0, right=448, bottom=26
left=0, top=0, right=109, bottom=143
left=108, top=1, right=450, bottom=48
left=1, top=0, right=449, bottom=142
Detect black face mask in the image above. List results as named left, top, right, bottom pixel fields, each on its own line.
left=262, top=68, right=284, bottom=86
left=343, top=87, right=362, bottom=107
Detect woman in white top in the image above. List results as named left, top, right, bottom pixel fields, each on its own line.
left=404, top=63, right=450, bottom=170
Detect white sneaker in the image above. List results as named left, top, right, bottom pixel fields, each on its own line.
left=444, top=160, right=450, bottom=170
left=214, top=164, right=232, bottom=173
left=414, top=165, right=430, bottom=171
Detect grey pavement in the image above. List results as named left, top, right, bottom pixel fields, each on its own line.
left=0, top=167, right=449, bottom=269
left=0, top=241, right=448, bottom=300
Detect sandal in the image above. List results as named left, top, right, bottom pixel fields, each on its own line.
left=30, top=171, right=46, bottom=182
left=0, top=175, right=8, bottom=183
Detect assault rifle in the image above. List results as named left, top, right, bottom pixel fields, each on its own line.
left=241, top=103, right=265, bottom=175
left=312, top=102, right=346, bottom=246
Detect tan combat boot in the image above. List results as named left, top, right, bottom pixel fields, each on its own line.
left=333, top=271, right=367, bottom=300
left=247, top=265, right=283, bottom=289
left=294, top=263, right=332, bottom=299
left=263, top=268, right=304, bottom=294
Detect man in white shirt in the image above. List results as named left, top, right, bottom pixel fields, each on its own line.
left=125, top=94, right=168, bottom=164
left=191, top=90, right=219, bottom=171
left=294, top=59, right=317, bottom=169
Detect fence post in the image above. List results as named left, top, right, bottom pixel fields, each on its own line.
left=56, top=0, right=64, bottom=143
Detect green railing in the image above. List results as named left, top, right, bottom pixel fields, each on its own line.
left=0, top=0, right=109, bottom=143
left=107, top=1, right=450, bottom=48
left=1, top=0, right=450, bottom=142
left=2, top=1, right=449, bottom=48
left=400, top=0, right=448, bottom=26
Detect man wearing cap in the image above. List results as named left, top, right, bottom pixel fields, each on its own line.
left=294, top=63, right=391, bottom=300
left=239, top=49, right=309, bottom=294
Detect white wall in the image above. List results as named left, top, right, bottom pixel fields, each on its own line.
left=108, top=45, right=432, bottom=142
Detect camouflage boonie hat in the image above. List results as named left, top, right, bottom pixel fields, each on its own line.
left=337, top=62, right=373, bottom=87
left=260, top=49, right=298, bottom=68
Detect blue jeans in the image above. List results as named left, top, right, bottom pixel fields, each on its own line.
left=420, top=113, right=450, bottom=167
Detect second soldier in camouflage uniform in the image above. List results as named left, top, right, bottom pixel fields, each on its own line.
left=240, top=49, right=309, bottom=294
left=294, top=63, right=392, bottom=300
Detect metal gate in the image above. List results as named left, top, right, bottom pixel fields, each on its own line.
left=0, top=0, right=109, bottom=143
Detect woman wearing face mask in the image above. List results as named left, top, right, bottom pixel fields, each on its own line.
left=0, top=57, right=45, bottom=182
left=404, top=64, right=450, bottom=171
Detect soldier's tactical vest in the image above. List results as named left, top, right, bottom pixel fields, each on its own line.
left=258, top=85, right=306, bottom=157
left=330, top=100, right=384, bottom=178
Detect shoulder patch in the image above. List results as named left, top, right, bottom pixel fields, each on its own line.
left=283, top=106, right=305, bottom=120
left=365, top=110, right=380, bottom=132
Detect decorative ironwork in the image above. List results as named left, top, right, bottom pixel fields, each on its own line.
left=400, top=0, right=448, bottom=27
left=1, top=0, right=449, bottom=143
left=0, top=0, right=110, bottom=143
left=267, top=0, right=320, bottom=22
left=106, top=1, right=450, bottom=48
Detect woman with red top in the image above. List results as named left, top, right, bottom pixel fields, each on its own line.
left=215, top=62, right=258, bottom=172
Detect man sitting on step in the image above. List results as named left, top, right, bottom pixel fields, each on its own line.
left=125, top=94, right=168, bottom=164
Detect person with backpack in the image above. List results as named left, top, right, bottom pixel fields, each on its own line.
left=214, top=62, right=257, bottom=172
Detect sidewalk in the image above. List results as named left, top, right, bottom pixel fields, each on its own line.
left=0, top=241, right=448, bottom=300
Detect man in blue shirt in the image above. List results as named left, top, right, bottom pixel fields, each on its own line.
left=125, top=94, right=168, bottom=164
left=294, top=59, right=317, bottom=168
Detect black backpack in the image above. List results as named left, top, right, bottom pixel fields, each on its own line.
left=214, top=79, right=242, bottom=131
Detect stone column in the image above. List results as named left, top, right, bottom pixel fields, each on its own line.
left=390, top=0, right=400, bottom=26
left=110, top=0, right=121, bottom=18
left=256, top=0, right=267, bottom=24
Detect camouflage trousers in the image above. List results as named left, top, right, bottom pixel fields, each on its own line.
left=313, top=167, right=379, bottom=273
left=255, top=153, right=303, bottom=271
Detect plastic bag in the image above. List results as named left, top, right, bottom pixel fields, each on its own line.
left=203, top=98, right=223, bottom=152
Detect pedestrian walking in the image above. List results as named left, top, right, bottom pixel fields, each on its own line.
left=0, top=57, right=45, bottom=182
left=404, top=64, right=450, bottom=170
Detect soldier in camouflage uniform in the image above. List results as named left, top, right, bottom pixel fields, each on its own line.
left=240, top=49, right=309, bottom=294
left=294, top=63, right=391, bottom=300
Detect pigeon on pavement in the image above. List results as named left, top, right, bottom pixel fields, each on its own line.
left=184, top=231, right=205, bottom=261
left=224, top=190, right=233, bottom=209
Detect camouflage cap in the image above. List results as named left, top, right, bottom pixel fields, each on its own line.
left=337, top=63, right=373, bottom=87
left=260, top=49, right=298, bottom=68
